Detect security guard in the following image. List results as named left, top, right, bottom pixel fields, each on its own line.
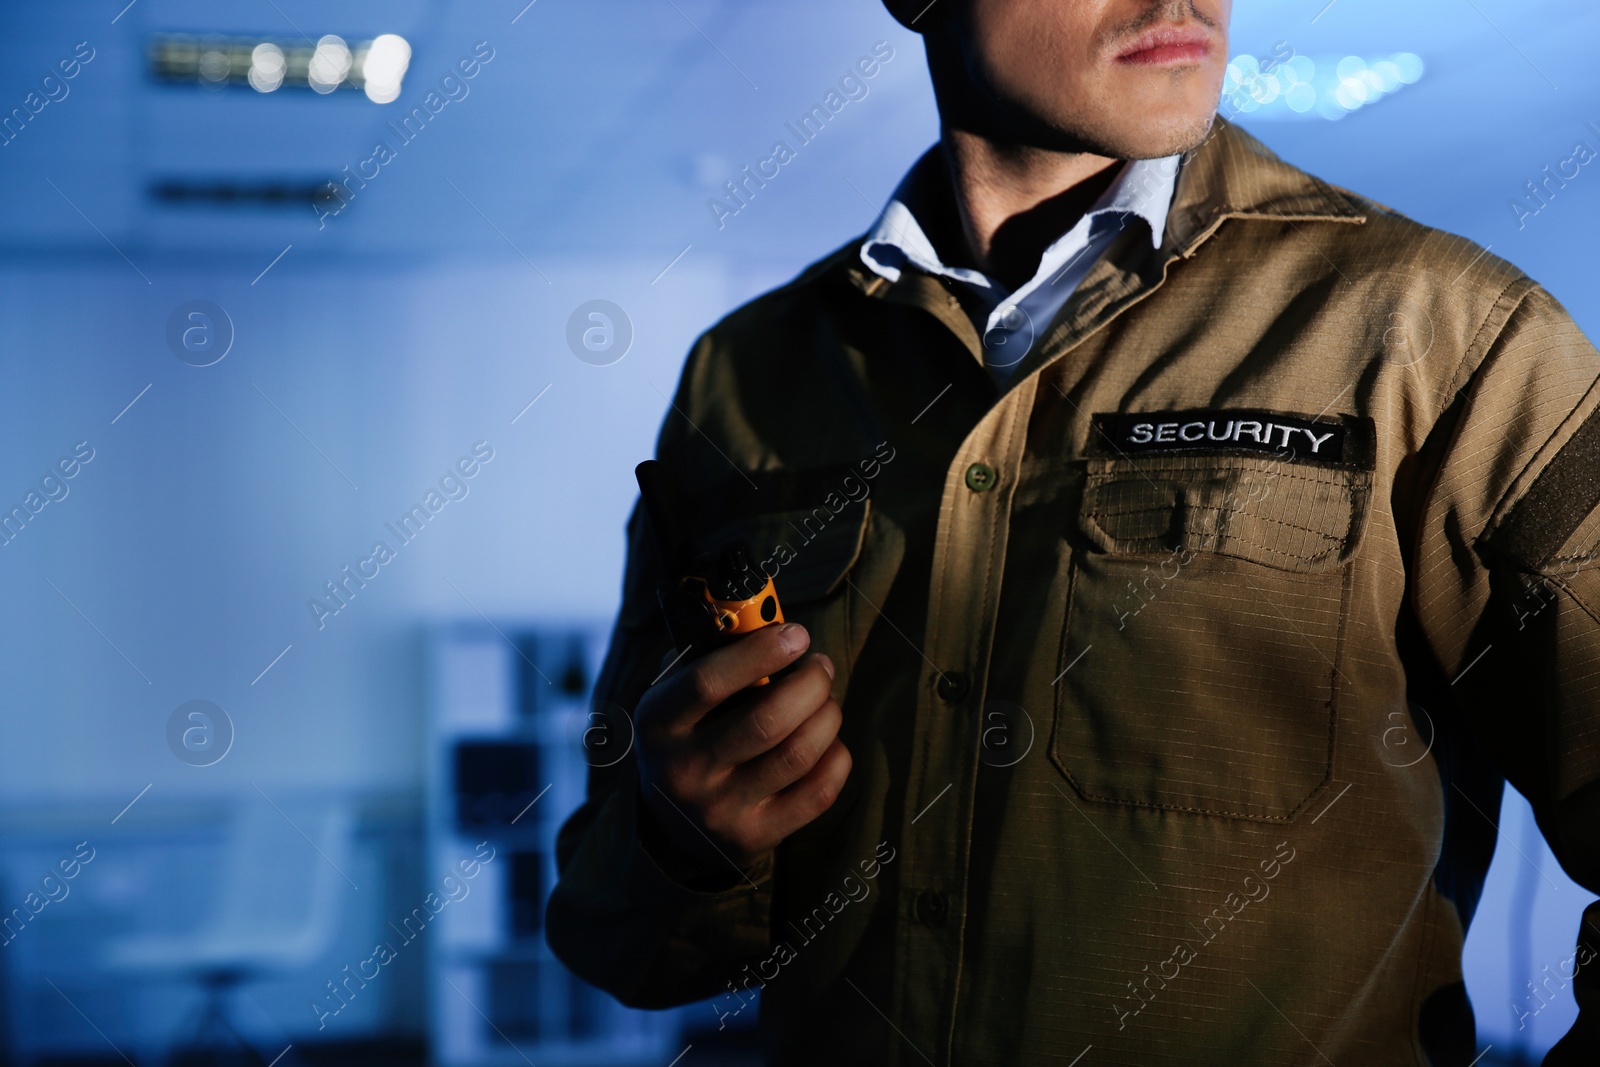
left=548, top=1, right=1600, bottom=1064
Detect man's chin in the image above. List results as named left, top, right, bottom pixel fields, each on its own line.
left=1071, top=109, right=1219, bottom=161
left=1137, top=110, right=1218, bottom=159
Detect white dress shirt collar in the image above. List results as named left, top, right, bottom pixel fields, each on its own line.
left=860, top=148, right=1180, bottom=286
left=858, top=147, right=1181, bottom=383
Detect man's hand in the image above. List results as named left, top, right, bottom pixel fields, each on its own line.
left=634, top=622, right=851, bottom=884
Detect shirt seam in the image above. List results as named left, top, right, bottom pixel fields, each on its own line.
left=1402, top=274, right=1535, bottom=584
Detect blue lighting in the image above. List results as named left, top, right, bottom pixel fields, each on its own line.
left=1221, top=51, right=1425, bottom=122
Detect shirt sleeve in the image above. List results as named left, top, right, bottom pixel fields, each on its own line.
left=545, top=381, right=776, bottom=1009
left=1409, top=280, right=1600, bottom=1063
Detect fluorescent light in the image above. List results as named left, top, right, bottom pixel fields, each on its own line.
left=308, top=35, right=352, bottom=94
left=248, top=43, right=286, bottom=93
left=360, top=34, right=412, bottom=104
left=149, top=33, right=412, bottom=102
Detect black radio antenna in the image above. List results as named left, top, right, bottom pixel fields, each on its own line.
left=635, top=460, right=693, bottom=577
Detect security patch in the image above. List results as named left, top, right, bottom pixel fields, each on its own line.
left=1089, top=409, right=1370, bottom=466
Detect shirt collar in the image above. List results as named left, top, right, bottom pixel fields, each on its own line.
left=835, top=118, right=1368, bottom=302
left=859, top=148, right=1182, bottom=288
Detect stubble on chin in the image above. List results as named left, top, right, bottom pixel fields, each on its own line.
left=1051, top=103, right=1219, bottom=162
left=1155, top=108, right=1219, bottom=158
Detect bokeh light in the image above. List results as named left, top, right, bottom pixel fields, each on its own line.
left=360, top=34, right=413, bottom=104
left=1221, top=50, right=1425, bottom=122
left=247, top=42, right=285, bottom=93
left=307, top=34, right=352, bottom=94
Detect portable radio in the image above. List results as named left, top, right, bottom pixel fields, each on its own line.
left=635, top=460, right=785, bottom=682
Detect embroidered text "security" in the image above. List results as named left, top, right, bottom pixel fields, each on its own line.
left=1091, top=409, right=1348, bottom=462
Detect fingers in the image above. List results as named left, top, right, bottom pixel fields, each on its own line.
left=758, top=737, right=853, bottom=842
left=650, top=623, right=811, bottom=729
left=703, top=653, right=834, bottom=767
left=633, top=634, right=848, bottom=870
left=732, top=695, right=843, bottom=801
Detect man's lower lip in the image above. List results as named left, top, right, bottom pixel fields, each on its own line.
left=1117, top=43, right=1211, bottom=65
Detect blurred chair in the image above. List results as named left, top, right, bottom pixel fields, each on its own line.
left=103, top=795, right=356, bottom=1065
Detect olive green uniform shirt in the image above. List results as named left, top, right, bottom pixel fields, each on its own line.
left=548, top=118, right=1600, bottom=1066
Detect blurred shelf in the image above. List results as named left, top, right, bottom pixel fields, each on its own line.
left=424, top=622, right=681, bottom=1067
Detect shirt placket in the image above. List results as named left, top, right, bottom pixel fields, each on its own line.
left=867, top=224, right=1200, bottom=1066
left=887, top=371, right=1039, bottom=1067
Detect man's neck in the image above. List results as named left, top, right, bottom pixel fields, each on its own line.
left=930, top=128, right=1123, bottom=291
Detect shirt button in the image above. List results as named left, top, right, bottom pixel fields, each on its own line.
left=913, top=890, right=948, bottom=927
left=935, top=670, right=969, bottom=703
left=964, top=463, right=997, bottom=492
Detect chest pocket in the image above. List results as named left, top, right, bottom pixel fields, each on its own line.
left=1053, top=452, right=1372, bottom=821
left=698, top=499, right=885, bottom=697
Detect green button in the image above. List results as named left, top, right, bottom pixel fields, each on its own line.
left=965, top=462, right=997, bottom=492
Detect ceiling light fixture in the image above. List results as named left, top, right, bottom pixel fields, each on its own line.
left=148, top=33, right=412, bottom=102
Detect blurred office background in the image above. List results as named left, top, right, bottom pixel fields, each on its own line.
left=0, top=0, right=1595, bottom=1064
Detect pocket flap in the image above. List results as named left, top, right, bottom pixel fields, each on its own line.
left=1080, top=456, right=1370, bottom=573
left=701, top=499, right=871, bottom=603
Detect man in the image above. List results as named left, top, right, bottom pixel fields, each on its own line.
left=548, top=1, right=1600, bottom=1063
